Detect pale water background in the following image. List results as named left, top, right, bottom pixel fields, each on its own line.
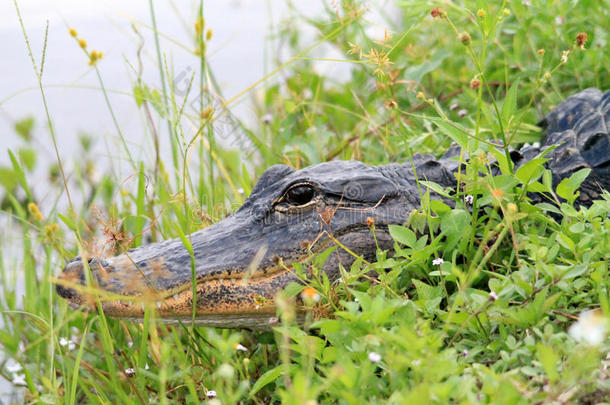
left=0, top=0, right=392, bottom=400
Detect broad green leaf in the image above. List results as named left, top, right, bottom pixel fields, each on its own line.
left=432, top=119, right=469, bottom=147
left=249, top=365, right=287, bottom=397
left=389, top=225, right=416, bottom=247
left=515, top=158, right=547, bottom=185
left=14, top=116, right=35, bottom=141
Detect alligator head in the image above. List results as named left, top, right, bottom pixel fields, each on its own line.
left=56, top=160, right=451, bottom=328
left=55, top=88, right=610, bottom=328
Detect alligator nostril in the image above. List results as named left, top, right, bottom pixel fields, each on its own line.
left=56, top=259, right=86, bottom=300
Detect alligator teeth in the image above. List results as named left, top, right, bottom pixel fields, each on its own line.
left=156, top=301, right=162, bottom=309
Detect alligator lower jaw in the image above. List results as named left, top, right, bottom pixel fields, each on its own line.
left=122, top=313, right=285, bottom=329
left=59, top=267, right=300, bottom=328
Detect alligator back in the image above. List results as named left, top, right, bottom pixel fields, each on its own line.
left=409, top=88, right=610, bottom=205
left=539, top=89, right=610, bottom=202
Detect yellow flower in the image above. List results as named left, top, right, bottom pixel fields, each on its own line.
left=476, top=9, right=486, bottom=18
left=28, top=202, right=43, bottom=222
left=78, top=39, right=87, bottom=48
left=200, top=106, right=213, bottom=119
left=69, top=28, right=78, bottom=37
left=206, top=29, right=213, bottom=41
left=195, top=16, right=204, bottom=35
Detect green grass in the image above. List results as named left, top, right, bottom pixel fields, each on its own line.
left=1, top=0, right=609, bottom=403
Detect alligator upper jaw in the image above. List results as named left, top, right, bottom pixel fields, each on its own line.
left=55, top=204, right=328, bottom=322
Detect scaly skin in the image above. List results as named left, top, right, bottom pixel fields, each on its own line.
left=56, top=88, right=610, bottom=329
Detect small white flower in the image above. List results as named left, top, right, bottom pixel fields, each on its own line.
left=569, top=310, right=607, bottom=346
left=12, top=374, right=26, bottom=386
left=462, top=350, right=469, bottom=357
left=145, top=363, right=150, bottom=370
left=450, top=102, right=459, bottom=111
left=261, top=113, right=273, bottom=124
left=60, top=337, right=76, bottom=350
left=237, top=188, right=244, bottom=194
left=458, top=109, right=468, bottom=118
left=127, top=341, right=134, bottom=348
left=368, top=352, right=382, bottom=363
left=302, top=88, right=313, bottom=100
left=234, top=343, right=249, bottom=352
left=561, top=50, right=570, bottom=63
left=488, top=291, right=498, bottom=301
left=206, top=390, right=217, bottom=398
left=5, top=359, right=22, bottom=373
left=522, top=0, right=531, bottom=6
left=465, top=195, right=474, bottom=205
left=432, top=257, right=444, bottom=266
left=124, top=368, right=136, bottom=377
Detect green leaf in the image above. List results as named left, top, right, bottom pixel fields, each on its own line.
left=249, top=365, right=286, bottom=397
left=420, top=180, right=453, bottom=198
left=58, top=213, right=76, bottom=231
left=403, top=50, right=449, bottom=83
left=389, top=225, right=416, bottom=247
left=8, top=149, right=33, bottom=201
left=412, top=279, right=444, bottom=301
left=502, top=79, right=520, bottom=127
left=440, top=209, right=470, bottom=251
left=536, top=343, right=559, bottom=382
left=515, top=158, right=547, bottom=185
left=0, top=167, right=17, bottom=191
left=432, top=119, right=469, bottom=147
left=14, top=116, right=35, bottom=141
left=556, top=168, right=591, bottom=204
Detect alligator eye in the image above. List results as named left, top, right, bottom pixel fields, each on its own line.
left=285, top=185, right=315, bottom=206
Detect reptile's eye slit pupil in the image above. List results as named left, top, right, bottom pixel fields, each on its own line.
left=285, top=185, right=314, bottom=206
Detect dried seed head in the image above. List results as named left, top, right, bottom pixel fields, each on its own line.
left=458, top=32, right=471, bottom=46
left=366, top=217, right=375, bottom=227
left=575, top=32, right=588, bottom=50
left=537, top=48, right=545, bottom=55
left=430, top=7, right=445, bottom=19
left=384, top=99, right=397, bottom=109
left=470, top=78, right=481, bottom=90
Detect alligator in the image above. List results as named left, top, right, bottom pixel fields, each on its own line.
left=56, top=88, right=610, bottom=329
